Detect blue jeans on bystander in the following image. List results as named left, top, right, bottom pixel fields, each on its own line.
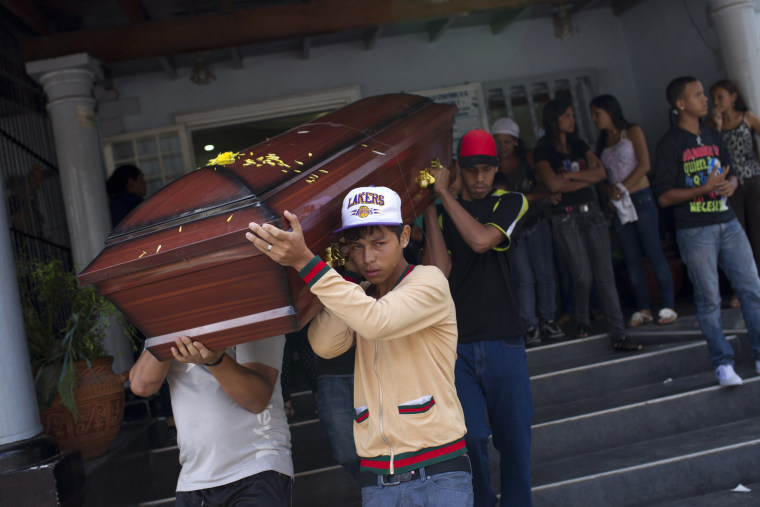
left=551, top=206, right=625, bottom=339
left=676, top=218, right=760, bottom=367
left=613, top=187, right=675, bottom=311
left=513, top=219, right=557, bottom=329
left=455, top=337, right=533, bottom=507
left=317, top=375, right=359, bottom=480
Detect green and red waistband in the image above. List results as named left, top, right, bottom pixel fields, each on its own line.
left=360, top=437, right=467, bottom=475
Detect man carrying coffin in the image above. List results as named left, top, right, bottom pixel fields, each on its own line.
left=246, top=186, right=473, bottom=506
left=129, top=334, right=293, bottom=505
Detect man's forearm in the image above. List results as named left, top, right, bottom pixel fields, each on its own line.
left=657, top=186, right=709, bottom=207
left=437, top=191, right=503, bottom=253
left=207, top=357, right=278, bottom=414
left=421, top=206, right=450, bottom=276
left=129, top=350, right=171, bottom=397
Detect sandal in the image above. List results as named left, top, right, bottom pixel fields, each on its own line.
left=658, top=308, right=678, bottom=325
left=627, top=310, right=653, bottom=328
left=613, top=337, right=643, bottom=352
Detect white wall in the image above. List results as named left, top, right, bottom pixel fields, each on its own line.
left=620, top=0, right=724, bottom=152
left=110, top=1, right=738, bottom=160
left=112, top=8, right=641, bottom=146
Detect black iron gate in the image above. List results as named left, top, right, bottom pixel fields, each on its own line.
left=1, top=22, right=71, bottom=269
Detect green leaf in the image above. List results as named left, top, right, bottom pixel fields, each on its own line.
left=35, top=364, right=61, bottom=412
left=58, top=358, right=78, bottom=421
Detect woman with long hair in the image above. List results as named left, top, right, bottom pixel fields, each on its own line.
left=492, top=117, right=564, bottom=346
left=534, top=98, right=640, bottom=350
left=709, top=79, right=760, bottom=308
left=590, top=94, right=677, bottom=327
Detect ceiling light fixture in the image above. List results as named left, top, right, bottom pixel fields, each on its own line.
left=553, top=3, right=574, bottom=40
left=190, top=52, right=216, bottom=85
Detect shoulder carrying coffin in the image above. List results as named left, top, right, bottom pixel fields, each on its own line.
left=78, top=93, right=456, bottom=360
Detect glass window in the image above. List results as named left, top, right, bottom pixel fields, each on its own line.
left=160, top=135, right=181, bottom=153
left=112, top=141, right=134, bottom=161
left=140, top=157, right=161, bottom=177
left=137, top=137, right=157, bottom=157
left=104, top=127, right=192, bottom=199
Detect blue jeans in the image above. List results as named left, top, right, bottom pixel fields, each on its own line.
left=455, top=338, right=533, bottom=507
left=613, top=188, right=675, bottom=310
left=552, top=236, right=574, bottom=316
left=317, top=375, right=359, bottom=479
left=513, top=219, right=557, bottom=329
left=361, top=470, right=474, bottom=506
left=551, top=206, right=625, bottom=339
left=676, top=219, right=760, bottom=367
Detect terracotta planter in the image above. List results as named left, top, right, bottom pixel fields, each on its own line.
left=39, top=356, right=126, bottom=460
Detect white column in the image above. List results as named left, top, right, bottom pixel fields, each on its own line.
left=0, top=178, right=43, bottom=446
left=710, top=0, right=760, bottom=111
left=26, top=54, right=134, bottom=374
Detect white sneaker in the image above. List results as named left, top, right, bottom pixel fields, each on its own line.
left=715, top=364, right=743, bottom=387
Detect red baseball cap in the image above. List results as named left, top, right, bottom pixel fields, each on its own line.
left=457, top=129, right=498, bottom=168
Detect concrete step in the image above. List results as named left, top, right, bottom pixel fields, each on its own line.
left=653, top=481, right=760, bottom=506
left=530, top=337, right=742, bottom=407
left=290, top=418, right=333, bottom=473
left=532, top=417, right=760, bottom=506
left=533, top=376, right=760, bottom=464
left=136, top=498, right=175, bottom=507
left=144, top=445, right=181, bottom=500
left=294, top=465, right=361, bottom=507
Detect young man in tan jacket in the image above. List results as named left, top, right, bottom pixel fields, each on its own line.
left=247, top=186, right=472, bottom=506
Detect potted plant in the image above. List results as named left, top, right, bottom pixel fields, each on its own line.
left=17, top=257, right=130, bottom=460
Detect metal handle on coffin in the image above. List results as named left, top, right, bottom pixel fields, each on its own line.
left=415, top=159, right=442, bottom=189
left=325, top=242, right=346, bottom=268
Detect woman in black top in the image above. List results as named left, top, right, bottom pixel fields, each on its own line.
left=534, top=98, right=640, bottom=350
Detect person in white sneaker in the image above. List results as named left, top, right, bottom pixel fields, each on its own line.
left=652, top=76, right=760, bottom=387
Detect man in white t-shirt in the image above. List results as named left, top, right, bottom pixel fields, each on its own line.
left=130, top=334, right=293, bottom=506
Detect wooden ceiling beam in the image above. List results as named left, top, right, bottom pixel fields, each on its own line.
left=0, top=0, right=52, bottom=35
left=18, top=0, right=563, bottom=62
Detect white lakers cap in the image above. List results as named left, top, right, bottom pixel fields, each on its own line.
left=335, top=186, right=403, bottom=233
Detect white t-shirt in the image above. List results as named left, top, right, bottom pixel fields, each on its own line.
left=167, top=335, right=293, bottom=492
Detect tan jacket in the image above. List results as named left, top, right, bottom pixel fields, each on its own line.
left=303, top=259, right=467, bottom=475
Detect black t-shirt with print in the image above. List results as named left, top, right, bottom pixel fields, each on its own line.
left=533, top=138, right=597, bottom=207
left=653, top=124, right=734, bottom=229
left=440, top=190, right=526, bottom=343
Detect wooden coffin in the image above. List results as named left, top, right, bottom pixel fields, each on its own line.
left=78, top=93, right=456, bottom=360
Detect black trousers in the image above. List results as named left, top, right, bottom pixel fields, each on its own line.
left=175, top=470, right=292, bottom=507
